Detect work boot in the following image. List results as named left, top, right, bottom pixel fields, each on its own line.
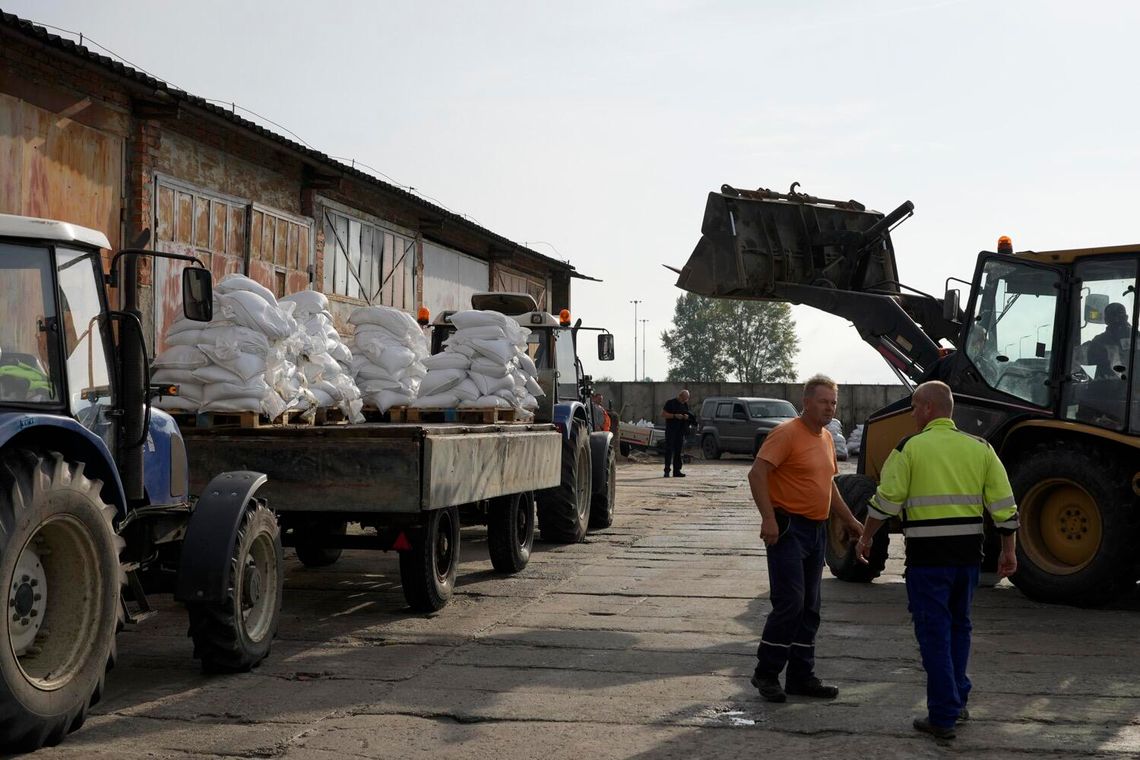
left=913, top=717, right=956, bottom=740
left=958, top=707, right=970, bottom=721
left=663, top=471, right=671, bottom=478
left=785, top=676, right=839, bottom=699
left=750, top=674, right=786, bottom=703
left=674, top=472, right=686, bottom=478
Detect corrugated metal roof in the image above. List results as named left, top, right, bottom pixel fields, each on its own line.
left=0, top=10, right=585, bottom=278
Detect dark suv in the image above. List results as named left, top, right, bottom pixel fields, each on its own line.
left=697, top=396, right=798, bottom=458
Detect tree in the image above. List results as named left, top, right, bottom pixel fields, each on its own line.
left=661, top=293, right=730, bottom=382
left=661, top=295, right=798, bottom=383
left=716, top=300, right=798, bottom=382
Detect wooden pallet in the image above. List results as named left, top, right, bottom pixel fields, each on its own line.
left=389, top=406, right=522, bottom=424
left=172, top=409, right=305, bottom=429
left=314, top=407, right=349, bottom=426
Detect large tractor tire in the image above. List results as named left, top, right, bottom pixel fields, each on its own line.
left=294, top=519, right=346, bottom=568
left=825, top=474, right=889, bottom=582
left=488, top=492, right=535, bottom=574
left=0, top=450, right=123, bottom=751
left=1009, top=441, right=1138, bottom=607
left=400, top=506, right=461, bottom=612
left=187, top=504, right=284, bottom=672
left=537, top=420, right=593, bottom=543
left=589, top=443, right=617, bottom=530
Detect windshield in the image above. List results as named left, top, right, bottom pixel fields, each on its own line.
left=0, top=243, right=61, bottom=405
left=749, top=400, right=796, bottom=418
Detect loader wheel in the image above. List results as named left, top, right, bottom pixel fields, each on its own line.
left=701, top=435, right=721, bottom=460
left=488, top=492, right=535, bottom=574
left=0, top=450, right=122, bottom=751
left=537, top=420, right=593, bottom=543
left=825, top=474, right=889, bottom=582
left=187, top=504, right=283, bottom=672
left=1010, top=442, right=1137, bottom=607
left=589, top=443, right=617, bottom=530
left=400, top=506, right=460, bottom=611
left=294, top=519, right=346, bottom=568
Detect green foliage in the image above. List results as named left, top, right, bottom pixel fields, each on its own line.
left=662, top=295, right=798, bottom=382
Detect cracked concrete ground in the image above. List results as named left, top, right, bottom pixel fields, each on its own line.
left=35, top=458, right=1140, bottom=759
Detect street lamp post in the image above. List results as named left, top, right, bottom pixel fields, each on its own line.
left=630, top=300, right=641, bottom=381
left=640, top=319, right=648, bottom=381
left=1019, top=335, right=1031, bottom=359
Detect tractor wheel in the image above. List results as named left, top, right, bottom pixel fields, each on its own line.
left=1009, top=441, right=1138, bottom=607
left=488, top=492, right=535, bottom=574
left=537, top=420, right=593, bottom=543
left=589, top=443, right=617, bottom=530
left=294, top=519, right=346, bottom=568
left=825, top=474, right=889, bottom=582
left=187, top=504, right=284, bottom=672
left=701, top=435, right=721, bottom=460
left=400, top=506, right=461, bottom=612
left=0, top=450, right=122, bottom=751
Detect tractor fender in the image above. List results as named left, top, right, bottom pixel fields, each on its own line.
left=553, top=401, right=589, bottom=441
left=589, top=431, right=614, bottom=491
left=175, top=470, right=268, bottom=604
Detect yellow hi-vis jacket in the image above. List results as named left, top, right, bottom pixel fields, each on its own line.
left=868, top=417, right=1019, bottom=566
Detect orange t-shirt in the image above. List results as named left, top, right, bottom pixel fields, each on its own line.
left=757, top=417, right=837, bottom=521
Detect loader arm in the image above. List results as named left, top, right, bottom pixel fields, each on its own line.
left=674, top=184, right=959, bottom=384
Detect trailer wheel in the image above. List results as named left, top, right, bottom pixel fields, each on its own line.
left=400, top=506, right=461, bottom=612
left=589, top=443, right=617, bottom=530
left=294, top=519, right=346, bottom=568
left=488, top=492, right=535, bottom=573
left=187, top=504, right=283, bottom=672
left=619, top=441, right=631, bottom=457
left=1010, top=441, right=1137, bottom=607
left=537, top=420, right=593, bottom=543
left=825, top=474, right=889, bottom=582
left=0, top=450, right=123, bottom=751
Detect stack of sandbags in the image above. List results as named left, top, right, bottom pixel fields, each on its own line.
left=280, top=290, right=364, bottom=423
left=413, top=310, right=544, bottom=413
left=348, top=305, right=428, bottom=412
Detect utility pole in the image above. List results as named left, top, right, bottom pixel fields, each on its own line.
left=640, top=319, right=648, bottom=381
left=629, top=300, right=641, bottom=381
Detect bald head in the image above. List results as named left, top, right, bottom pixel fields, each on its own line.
left=911, top=381, right=953, bottom=428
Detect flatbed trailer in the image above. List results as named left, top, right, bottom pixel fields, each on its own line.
left=183, top=421, right=561, bottom=610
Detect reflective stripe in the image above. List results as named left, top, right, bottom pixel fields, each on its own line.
left=904, top=503, right=984, bottom=521
left=759, top=639, right=790, bottom=649
left=993, top=517, right=1020, bottom=530
left=790, top=642, right=814, bottom=648
left=870, top=495, right=902, bottom=519
left=904, top=523, right=985, bottom=538
left=987, top=495, right=1016, bottom=511
left=905, top=494, right=984, bottom=508
left=868, top=503, right=895, bottom=521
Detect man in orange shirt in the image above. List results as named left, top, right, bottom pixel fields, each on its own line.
left=747, top=375, right=863, bottom=702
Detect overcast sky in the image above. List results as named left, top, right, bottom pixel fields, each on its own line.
left=10, top=0, right=1140, bottom=386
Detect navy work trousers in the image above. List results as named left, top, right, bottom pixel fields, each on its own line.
left=755, top=513, right=825, bottom=684
left=664, top=427, right=685, bottom=475
left=906, top=564, right=979, bottom=728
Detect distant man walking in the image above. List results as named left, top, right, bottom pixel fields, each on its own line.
left=857, top=380, right=1019, bottom=740
left=748, top=375, right=863, bottom=702
left=662, top=389, right=692, bottom=477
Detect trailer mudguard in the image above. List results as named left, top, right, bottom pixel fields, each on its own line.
left=589, top=431, right=614, bottom=490
left=175, top=470, right=268, bottom=604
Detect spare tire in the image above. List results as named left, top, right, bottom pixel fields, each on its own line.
left=825, top=474, right=889, bottom=582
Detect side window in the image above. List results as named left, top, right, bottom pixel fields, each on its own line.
left=733, top=402, right=747, bottom=420
left=701, top=400, right=715, bottom=418
left=554, top=329, right=577, bottom=400
left=55, top=249, right=114, bottom=440
left=0, top=244, right=60, bottom=404
left=715, top=402, right=732, bottom=418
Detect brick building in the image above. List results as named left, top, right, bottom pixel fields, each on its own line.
left=0, top=11, right=584, bottom=350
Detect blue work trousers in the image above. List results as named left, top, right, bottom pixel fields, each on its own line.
left=906, top=564, right=979, bottom=728
left=755, top=514, right=825, bottom=684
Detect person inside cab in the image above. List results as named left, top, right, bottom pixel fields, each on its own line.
left=1088, top=302, right=1132, bottom=380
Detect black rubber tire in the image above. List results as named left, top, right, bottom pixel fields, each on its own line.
left=0, top=450, right=123, bottom=751
left=488, top=492, right=535, bottom=574
left=825, top=474, right=889, bottom=582
left=701, top=435, right=721, bottom=460
left=400, top=506, right=460, bottom=612
left=294, top=519, right=346, bottom=568
left=589, top=444, right=617, bottom=530
left=537, top=420, right=593, bottom=543
left=187, top=504, right=284, bottom=672
left=1009, top=441, right=1138, bottom=607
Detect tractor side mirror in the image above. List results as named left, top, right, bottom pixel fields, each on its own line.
left=943, top=288, right=960, bottom=323
left=1084, top=293, right=1109, bottom=325
left=598, top=333, right=615, bottom=361
left=182, top=267, right=213, bottom=322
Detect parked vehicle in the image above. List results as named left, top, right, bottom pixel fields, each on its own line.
left=618, top=421, right=666, bottom=456
left=677, top=181, right=1140, bottom=606
left=0, top=214, right=283, bottom=751
left=847, top=424, right=864, bottom=458
left=697, top=396, right=797, bottom=458
left=827, top=418, right=848, bottom=461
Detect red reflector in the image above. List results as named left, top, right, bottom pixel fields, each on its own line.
left=392, top=531, right=412, bottom=552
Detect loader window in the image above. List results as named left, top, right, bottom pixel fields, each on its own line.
left=554, top=329, right=578, bottom=401
left=0, top=244, right=60, bottom=405
left=56, top=248, right=114, bottom=441
left=965, top=259, right=1059, bottom=407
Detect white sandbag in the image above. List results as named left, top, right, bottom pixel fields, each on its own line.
left=525, top=375, right=544, bottom=396
left=460, top=395, right=513, bottom=409
left=153, top=345, right=208, bottom=370
left=198, top=345, right=267, bottom=383
left=449, top=343, right=477, bottom=359
left=377, top=345, right=417, bottom=375
left=201, top=325, right=271, bottom=357
left=192, top=364, right=244, bottom=386
left=453, top=378, right=480, bottom=402
left=450, top=325, right=508, bottom=341
left=403, top=362, right=427, bottom=380
left=419, top=368, right=466, bottom=397
left=494, top=388, right=519, bottom=401
left=309, top=388, right=335, bottom=407
left=349, top=305, right=421, bottom=337
left=171, top=383, right=203, bottom=403
left=365, top=389, right=414, bottom=413
left=518, top=353, right=538, bottom=376
left=217, top=290, right=295, bottom=340
left=447, top=310, right=514, bottom=331
left=354, top=363, right=401, bottom=382
left=521, top=393, right=539, bottom=410
left=505, top=322, right=531, bottom=345
left=202, top=377, right=271, bottom=404
left=470, top=357, right=511, bottom=378
left=166, top=328, right=207, bottom=348
left=152, top=368, right=199, bottom=386
left=411, top=392, right=460, bottom=408
left=359, top=378, right=406, bottom=394
left=280, top=289, right=328, bottom=315
left=472, top=371, right=515, bottom=397
left=216, top=273, right=279, bottom=306
left=201, top=398, right=262, bottom=413
left=156, top=396, right=200, bottom=412
left=470, top=338, right=516, bottom=364
left=330, top=343, right=353, bottom=364
left=423, top=352, right=470, bottom=371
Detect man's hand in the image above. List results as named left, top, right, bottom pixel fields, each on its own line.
left=855, top=537, right=872, bottom=564
left=760, top=517, right=779, bottom=546
left=997, top=548, right=1017, bottom=578
left=844, top=518, right=863, bottom=543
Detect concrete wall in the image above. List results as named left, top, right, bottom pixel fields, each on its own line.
left=595, top=381, right=910, bottom=435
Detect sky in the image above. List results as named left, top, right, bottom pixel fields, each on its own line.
left=9, top=0, right=1140, bottom=384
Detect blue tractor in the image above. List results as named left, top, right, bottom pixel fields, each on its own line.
left=0, top=215, right=283, bottom=751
